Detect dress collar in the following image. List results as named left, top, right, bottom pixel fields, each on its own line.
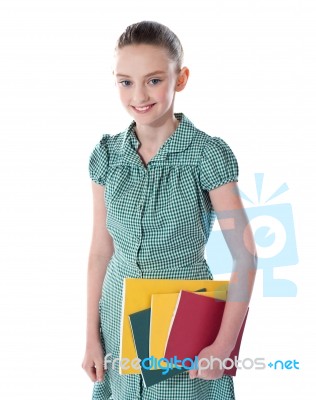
left=120, top=113, right=197, bottom=165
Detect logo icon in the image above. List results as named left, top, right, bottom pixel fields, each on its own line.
left=205, top=173, right=298, bottom=297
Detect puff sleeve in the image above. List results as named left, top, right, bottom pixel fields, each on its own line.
left=199, top=136, right=239, bottom=191
left=88, top=134, right=111, bottom=186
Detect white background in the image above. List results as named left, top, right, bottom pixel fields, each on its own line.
left=0, top=0, right=315, bottom=398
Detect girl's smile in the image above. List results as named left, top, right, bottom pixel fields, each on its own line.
left=132, top=103, right=156, bottom=113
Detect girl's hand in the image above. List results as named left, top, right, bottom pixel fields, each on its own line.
left=82, top=340, right=106, bottom=382
left=188, top=342, right=232, bottom=380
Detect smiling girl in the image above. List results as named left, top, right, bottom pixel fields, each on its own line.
left=82, top=21, right=257, bottom=400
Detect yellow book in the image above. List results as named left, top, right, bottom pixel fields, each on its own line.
left=120, top=278, right=229, bottom=375
left=149, top=290, right=227, bottom=369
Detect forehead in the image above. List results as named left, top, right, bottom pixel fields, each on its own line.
left=114, top=44, right=175, bottom=76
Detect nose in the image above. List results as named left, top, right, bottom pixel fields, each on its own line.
left=132, top=84, right=150, bottom=104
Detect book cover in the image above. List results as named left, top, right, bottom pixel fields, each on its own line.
left=149, top=290, right=227, bottom=369
left=120, top=278, right=229, bottom=374
left=164, top=290, right=249, bottom=376
left=129, top=308, right=187, bottom=388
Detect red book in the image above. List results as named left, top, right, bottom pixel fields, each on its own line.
left=164, top=290, right=249, bottom=376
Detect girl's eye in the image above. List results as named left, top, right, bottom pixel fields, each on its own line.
left=119, top=80, right=132, bottom=87
left=149, top=78, right=161, bottom=85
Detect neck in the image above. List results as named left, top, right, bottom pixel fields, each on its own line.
left=134, top=112, right=180, bottom=152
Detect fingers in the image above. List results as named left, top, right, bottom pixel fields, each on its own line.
left=188, top=365, right=224, bottom=380
left=82, top=357, right=106, bottom=382
left=81, top=361, right=97, bottom=382
left=189, top=369, right=198, bottom=379
left=197, top=368, right=223, bottom=380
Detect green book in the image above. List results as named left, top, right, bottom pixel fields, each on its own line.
left=128, top=308, right=187, bottom=388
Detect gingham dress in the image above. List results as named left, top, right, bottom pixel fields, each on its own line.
left=88, top=113, right=239, bottom=400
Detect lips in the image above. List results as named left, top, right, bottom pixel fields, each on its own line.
left=132, top=103, right=155, bottom=112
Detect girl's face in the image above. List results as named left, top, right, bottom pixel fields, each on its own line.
left=114, top=44, right=187, bottom=127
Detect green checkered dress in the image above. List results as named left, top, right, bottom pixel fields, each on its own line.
left=88, top=113, right=239, bottom=400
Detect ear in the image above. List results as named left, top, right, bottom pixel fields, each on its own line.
left=175, top=67, right=190, bottom=92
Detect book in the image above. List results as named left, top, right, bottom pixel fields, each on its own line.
left=128, top=308, right=187, bottom=388
left=120, top=278, right=229, bottom=374
left=164, top=290, right=249, bottom=376
left=149, top=290, right=227, bottom=369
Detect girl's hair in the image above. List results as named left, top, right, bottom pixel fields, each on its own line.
left=115, top=21, right=184, bottom=71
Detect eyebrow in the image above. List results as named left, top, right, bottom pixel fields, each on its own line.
left=115, top=70, right=166, bottom=78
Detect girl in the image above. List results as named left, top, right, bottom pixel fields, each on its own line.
left=82, top=20, right=257, bottom=400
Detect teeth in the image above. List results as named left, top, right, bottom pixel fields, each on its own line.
left=135, top=105, right=152, bottom=111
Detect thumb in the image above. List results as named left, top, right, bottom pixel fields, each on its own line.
left=189, top=368, right=198, bottom=379
left=95, top=360, right=105, bottom=382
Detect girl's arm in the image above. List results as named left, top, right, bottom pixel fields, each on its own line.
left=190, top=181, right=257, bottom=380
left=210, top=181, right=257, bottom=352
left=82, top=182, right=114, bottom=382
